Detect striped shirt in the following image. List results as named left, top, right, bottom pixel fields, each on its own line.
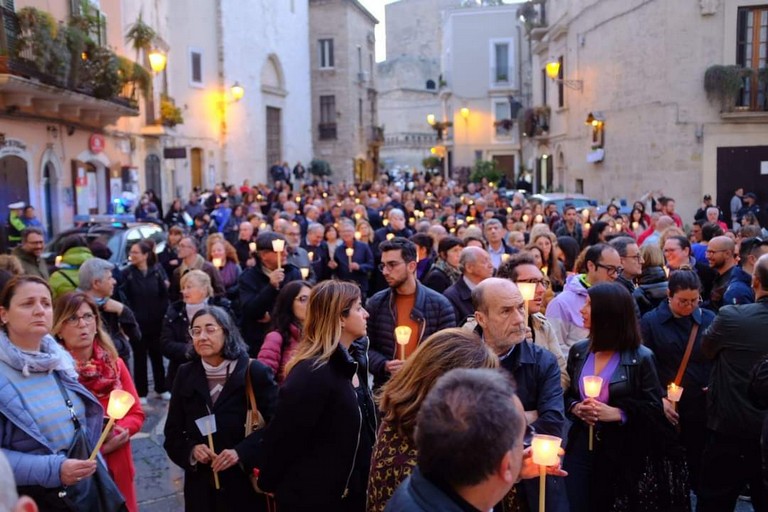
left=4, top=369, right=86, bottom=453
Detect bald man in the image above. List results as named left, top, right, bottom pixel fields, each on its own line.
left=472, top=278, right=567, bottom=512
left=444, top=246, right=494, bottom=324
left=706, top=235, right=738, bottom=311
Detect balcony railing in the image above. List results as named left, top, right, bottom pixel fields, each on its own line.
left=367, top=125, right=384, bottom=145
left=318, top=122, right=337, bottom=140
left=0, top=5, right=139, bottom=124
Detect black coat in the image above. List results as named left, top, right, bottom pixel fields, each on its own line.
left=99, top=301, right=141, bottom=365
left=366, top=282, right=456, bottom=388
left=158, top=245, right=181, bottom=281
left=164, top=354, right=278, bottom=512
left=421, top=265, right=454, bottom=294
left=443, top=277, right=474, bottom=325
left=119, top=264, right=169, bottom=327
left=238, top=262, right=302, bottom=355
left=160, top=297, right=234, bottom=388
left=257, top=341, right=376, bottom=511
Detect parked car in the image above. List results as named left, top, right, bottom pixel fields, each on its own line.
left=43, top=215, right=167, bottom=271
left=528, top=193, right=598, bottom=213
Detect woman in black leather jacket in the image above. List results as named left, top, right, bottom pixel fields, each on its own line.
left=563, top=282, right=689, bottom=512
left=256, top=280, right=376, bottom=512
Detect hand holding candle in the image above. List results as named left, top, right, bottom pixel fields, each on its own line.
left=345, top=247, right=354, bottom=268
left=531, top=434, right=563, bottom=512
left=89, top=389, right=136, bottom=460
left=249, top=241, right=257, bottom=254
left=518, top=282, right=537, bottom=321
left=212, top=257, right=224, bottom=269
left=667, top=383, right=684, bottom=410
left=272, top=239, right=285, bottom=269
left=394, top=326, right=412, bottom=361
left=195, top=414, right=220, bottom=490
left=300, top=267, right=310, bottom=279
left=582, top=375, right=603, bottom=451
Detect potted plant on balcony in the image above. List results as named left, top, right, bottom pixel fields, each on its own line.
left=160, top=95, right=184, bottom=127
left=470, top=160, right=503, bottom=184
left=704, top=64, right=753, bottom=112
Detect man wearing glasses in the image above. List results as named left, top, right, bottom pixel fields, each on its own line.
left=546, top=243, right=622, bottom=356
left=366, top=238, right=455, bottom=389
left=705, top=235, right=739, bottom=312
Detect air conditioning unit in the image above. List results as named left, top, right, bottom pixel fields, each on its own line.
left=358, top=71, right=369, bottom=83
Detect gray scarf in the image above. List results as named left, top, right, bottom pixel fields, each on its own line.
left=0, top=330, right=77, bottom=378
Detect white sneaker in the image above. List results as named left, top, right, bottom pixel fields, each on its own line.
left=139, top=397, right=148, bottom=406
left=158, top=392, right=172, bottom=401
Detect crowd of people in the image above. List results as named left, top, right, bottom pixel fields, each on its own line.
left=1, top=171, right=768, bottom=512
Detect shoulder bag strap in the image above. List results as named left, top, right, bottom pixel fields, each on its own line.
left=245, top=359, right=259, bottom=416
left=52, top=372, right=82, bottom=431
left=56, top=270, right=79, bottom=290
left=673, top=323, right=700, bottom=386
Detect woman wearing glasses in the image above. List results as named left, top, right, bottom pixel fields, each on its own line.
left=640, top=268, right=714, bottom=495
left=563, top=282, right=689, bottom=511
left=256, top=280, right=377, bottom=511
left=53, top=291, right=145, bottom=512
left=257, top=280, right=311, bottom=384
left=161, top=270, right=234, bottom=389
left=164, top=306, right=278, bottom=512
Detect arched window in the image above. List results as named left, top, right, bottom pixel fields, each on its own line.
left=426, top=79, right=436, bottom=90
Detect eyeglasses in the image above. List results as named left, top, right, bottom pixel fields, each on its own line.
left=378, top=261, right=406, bottom=272
left=517, top=278, right=551, bottom=290
left=672, top=296, right=702, bottom=307
left=622, top=254, right=642, bottom=263
left=596, top=263, right=624, bottom=277
left=64, top=313, right=96, bottom=326
left=189, top=325, right=223, bottom=338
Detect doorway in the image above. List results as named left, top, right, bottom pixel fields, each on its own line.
left=716, top=145, right=768, bottom=225
left=145, top=154, right=162, bottom=201
left=43, top=161, right=56, bottom=237
left=191, top=148, right=203, bottom=191
left=0, top=155, right=30, bottom=225
left=266, top=107, right=282, bottom=169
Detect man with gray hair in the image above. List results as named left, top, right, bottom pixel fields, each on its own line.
left=484, top=218, right=516, bottom=269
left=0, top=450, right=38, bottom=512
left=472, top=277, right=567, bottom=512
left=444, top=246, right=494, bottom=324
left=79, top=258, right=140, bottom=365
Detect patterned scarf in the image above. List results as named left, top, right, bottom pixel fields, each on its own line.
left=72, top=341, right=121, bottom=399
left=433, top=258, right=462, bottom=285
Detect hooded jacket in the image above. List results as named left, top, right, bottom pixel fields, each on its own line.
left=49, top=246, right=93, bottom=299
left=545, top=274, right=589, bottom=356
left=723, top=265, right=755, bottom=306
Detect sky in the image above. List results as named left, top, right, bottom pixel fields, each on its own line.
left=358, top=0, right=396, bottom=62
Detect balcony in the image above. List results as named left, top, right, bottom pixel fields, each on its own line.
left=522, top=106, right=550, bottom=138
left=367, top=125, right=384, bottom=146
left=0, top=6, right=139, bottom=128
left=318, top=122, right=337, bottom=140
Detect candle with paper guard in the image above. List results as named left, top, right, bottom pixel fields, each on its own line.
left=395, top=326, right=412, bottom=360
left=667, top=383, right=684, bottom=411
left=345, top=247, right=354, bottom=267
left=248, top=242, right=257, bottom=253
left=582, top=375, right=603, bottom=451
left=300, top=267, right=310, bottom=279
left=89, top=389, right=136, bottom=460
left=272, top=239, right=285, bottom=269
left=531, top=434, right=562, bottom=512
left=354, top=231, right=362, bottom=241
left=501, top=253, right=510, bottom=264
left=55, top=255, right=63, bottom=267
left=518, top=282, right=537, bottom=320
left=212, top=257, right=223, bottom=269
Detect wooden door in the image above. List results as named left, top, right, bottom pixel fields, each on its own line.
left=716, top=145, right=768, bottom=225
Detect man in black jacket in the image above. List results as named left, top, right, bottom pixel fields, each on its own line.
left=238, top=232, right=301, bottom=355
left=78, top=258, right=141, bottom=366
left=444, top=246, right=494, bottom=325
left=698, top=253, right=768, bottom=511
left=366, top=238, right=455, bottom=389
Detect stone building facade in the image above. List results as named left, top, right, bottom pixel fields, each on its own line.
left=528, top=0, right=768, bottom=220
left=309, top=0, right=380, bottom=183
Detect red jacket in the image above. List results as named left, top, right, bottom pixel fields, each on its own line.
left=97, top=358, right=145, bottom=512
left=257, top=324, right=301, bottom=384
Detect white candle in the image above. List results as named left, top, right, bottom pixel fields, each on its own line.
left=501, top=253, right=511, bottom=264
left=300, top=267, right=310, bottom=279
left=90, top=389, right=136, bottom=461
left=395, top=326, right=412, bottom=360
left=308, top=251, right=314, bottom=262
left=667, top=383, right=684, bottom=402
left=583, top=375, right=603, bottom=398
left=386, top=233, right=395, bottom=241
left=531, top=434, right=562, bottom=467
left=55, top=255, right=63, bottom=267
left=355, top=231, right=362, bottom=241
left=345, top=247, right=354, bottom=266
left=272, top=239, right=285, bottom=269
left=249, top=242, right=257, bottom=253
left=212, top=257, right=224, bottom=268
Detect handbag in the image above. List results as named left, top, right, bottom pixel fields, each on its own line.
left=244, top=359, right=266, bottom=437
left=16, top=374, right=127, bottom=512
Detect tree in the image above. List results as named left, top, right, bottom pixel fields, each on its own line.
left=309, top=159, right=333, bottom=177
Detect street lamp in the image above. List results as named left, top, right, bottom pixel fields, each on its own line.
left=230, top=82, right=245, bottom=102
left=426, top=113, right=453, bottom=140
left=148, top=49, right=167, bottom=73
left=545, top=58, right=583, bottom=91
left=460, top=107, right=470, bottom=120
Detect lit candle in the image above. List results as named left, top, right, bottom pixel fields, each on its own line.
left=501, top=253, right=511, bottom=264
left=272, top=239, right=285, bottom=269
left=249, top=242, right=257, bottom=253
left=300, top=267, right=310, bottom=279
left=664, top=266, right=670, bottom=278
left=89, top=389, right=136, bottom=461
left=507, top=207, right=512, bottom=214
left=55, top=255, right=63, bottom=267
left=667, top=383, right=684, bottom=410
left=615, top=220, right=623, bottom=230
left=518, top=282, right=537, bottom=320
left=531, top=434, right=563, bottom=512
left=212, top=257, right=224, bottom=269
left=383, top=219, right=389, bottom=227
left=394, top=326, right=412, bottom=360
left=386, top=233, right=395, bottom=241
left=345, top=247, right=354, bottom=267
left=632, top=221, right=639, bottom=230
left=523, top=214, right=530, bottom=223
left=308, top=251, right=314, bottom=262
left=582, top=375, right=603, bottom=451
left=534, top=214, right=543, bottom=224
left=581, top=208, right=590, bottom=219
left=584, top=222, right=591, bottom=231
left=354, top=213, right=362, bottom=220
left=259, top=222, right=267, bottom=230
left=354, top=231, right=362, bottom=241
left=456, top=219, right=464, bottom=226
left=541, top=266, right=548, bottom=275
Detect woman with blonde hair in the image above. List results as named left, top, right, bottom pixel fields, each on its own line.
left=53, top=292, right=145, bottom=512
left=366, top=328, right=498, bottom=512
left=633, top=244, right=669, bottom=316
left=356, top=219, right=375, bottom=245
left=531, top=231, right=566, bottom=292
left=257, top=280, right=376, bottom=511
left=0, top=254, right=23, bottom=276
